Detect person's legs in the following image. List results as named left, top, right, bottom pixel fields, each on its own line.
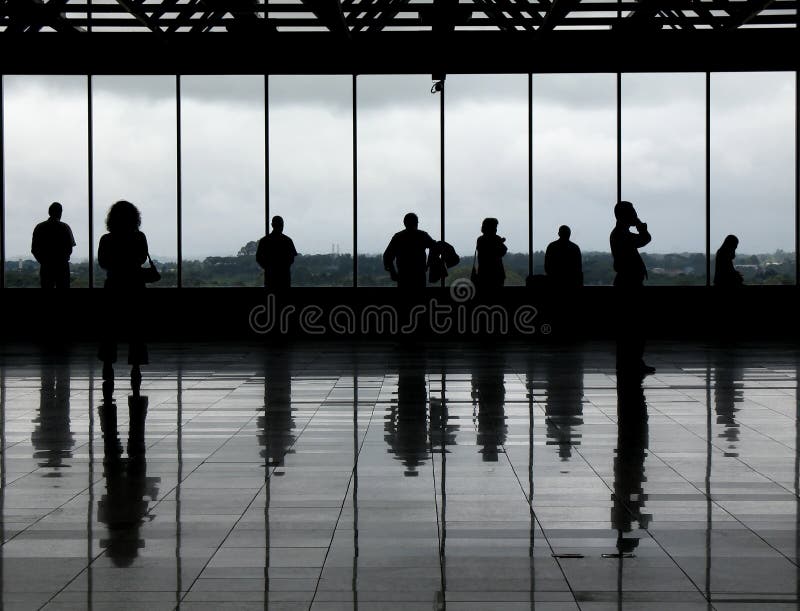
left=55, top=262, right=70, bottom=289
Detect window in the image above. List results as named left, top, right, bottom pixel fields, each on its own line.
left=711, top=72, right=795, bottom=285
left=622, top=73, right=706, bottom=285
left=3, top=76, right=89, bottom=287
left=269, top=75, right=353, bottom=287
left=92, top=76, right=178, bottom=287
left=532, top=74, right=616, bottom=285
left=445, top=75, right=528, bottom=286
left=181, top=76, right=265, bottom=287
left=357, top=75, right=441, bottom=287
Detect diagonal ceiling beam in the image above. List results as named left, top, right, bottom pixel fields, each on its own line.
left=3, top=0, right=81, bottom=33
left=472, top=0, right=522, bottom=31
left=301, top=0, right=350, bottom=35
left=200, top=0, right=276, bottom=32
left=539, top=0, right=582, bottom=31
left=115, top=0, right=162, bottom=32
left=725, top=0, right=776, bottom=28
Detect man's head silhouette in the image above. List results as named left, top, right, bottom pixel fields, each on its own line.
left=403, top=213, right=419, bottom=230
left=481, top=217, right=499, bottom=235
left=272, top=216, right=284, bottom=234
left=48, top=202, right=63, bottom=220
left=614, top=201, right=637, bottom=226
left=558, top=225, right=571, bottom=240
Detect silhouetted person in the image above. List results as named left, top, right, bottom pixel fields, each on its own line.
left=256, top=216, right=298, bottom=290
left=97, top=200, right=150, bottom=397
left=611, top=368, right=650, bottom=556
left=32, top=362, right=74, bottom=471
left=713, top=235, right=744, bottom=287
left=544, top=225, right=583, bottom=288
left=471, top=366, right=507, bottom=462
left=31, top=202, right=75, bottom=289
left=383, top=212, right=437, bottom=291
left=473, top=217, right=507, bottom=291
left=610, top=201, right=654, bottom=375
left=97, top=394, right=159, bottom=567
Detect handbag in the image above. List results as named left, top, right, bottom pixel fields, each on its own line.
left=141, top=254, right=161, bottom=284
left=470, top=249, right=479, bottom=284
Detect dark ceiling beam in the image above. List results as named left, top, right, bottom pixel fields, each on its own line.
left=363, top=0, right=411, bottom=32
left=724, top=0, right=776, bottom=28
left=473, top=0, right=540, bottom=30
left=300, top=0, right=349, bottom=34
left=0, top=30, right=796, bottom=74
left=688, top=0, right=723, bottom=28
left=163, top=0, right=205, bottom=32
left=539, top=0, right=581, bottom=31
left=3, top=0, right=81, bottom=33
left=115, top=0, right=163, bottom=32
left=199, top=0, right=275, bottom=32
left=472, top=0, right=518, bottom=31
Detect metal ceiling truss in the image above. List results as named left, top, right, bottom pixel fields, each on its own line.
left=0, top=0, right=794, bottom=32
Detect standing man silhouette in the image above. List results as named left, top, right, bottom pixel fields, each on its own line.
left=610, top=201, right=654, bottom=375
left=31, top=202, right=76, bottom=289
left=383, top=213, right=437, bottom=290
left=256, top=216, right=298, bottom=291
left=544, top=225, right=583, bottom=288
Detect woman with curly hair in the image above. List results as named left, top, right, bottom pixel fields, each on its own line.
left=97, top=200, right=151, bottom=397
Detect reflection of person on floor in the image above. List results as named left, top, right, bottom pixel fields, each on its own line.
left=610, top=201, right=655, bottom=375
left=472, top=368, right=507, bottom=462
left=258, top=352, right=296, bottom=468
left=32, top=362, right=74, bottom=470
left=714, top=353, right=743, bottom=452
left=385, top=363, right=429, bottom=475
left=256, top=216, right=298, bottom=291
left=98, top=394, right=159, bottom=567
left=611, top=370, right=650, bottom=556
left=543, top=352, right=584, bottom=461
left=31, top=202, right=76, bottom=289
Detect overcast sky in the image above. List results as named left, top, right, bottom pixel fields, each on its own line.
left=2, top=72, right=794, bottom=260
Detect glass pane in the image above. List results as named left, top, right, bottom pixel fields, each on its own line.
left=269, top=75, right=353, bottom=287
left=532, top=74, right=616, bottom=285
left=357, top=75, right=440, bottom=287
left=711, top=72, right=795, bottom=285
left=181, top=76, right=265, bottom=287
left=445, top=75, right=528, bottom=286
left=3, top=76, right=89, bottom=287
left=622, top=73, right=706, bottom=285
left=92, top=76, right=177, bottom=287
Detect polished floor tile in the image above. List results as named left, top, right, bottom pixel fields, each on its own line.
left=2, top=340, right=800, bottom=609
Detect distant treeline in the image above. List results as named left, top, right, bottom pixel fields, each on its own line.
left=4, top=248, right=795, bottom=287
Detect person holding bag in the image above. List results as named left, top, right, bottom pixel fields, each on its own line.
left=97, top=200, right=157, bottom=397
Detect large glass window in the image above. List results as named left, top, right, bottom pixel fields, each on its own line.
left=92, top=76, right=178, bottom=287
left=269, top=75, right=353, bottom=287
left=445, top=75, right=528, bottom=286
left=711, top=72, right=795, bottom=285
left=3, top=76, right=89, bottom=287
left=356, top=75, right=441, bottom=287
left=622, top=73, right=706, bottom=285
left=532, top=74, right=616, bottom=285
left=181, top=76, right=265, bottom=287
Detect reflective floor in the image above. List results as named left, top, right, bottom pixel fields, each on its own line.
left=1, top=340, right=800, bottom=610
